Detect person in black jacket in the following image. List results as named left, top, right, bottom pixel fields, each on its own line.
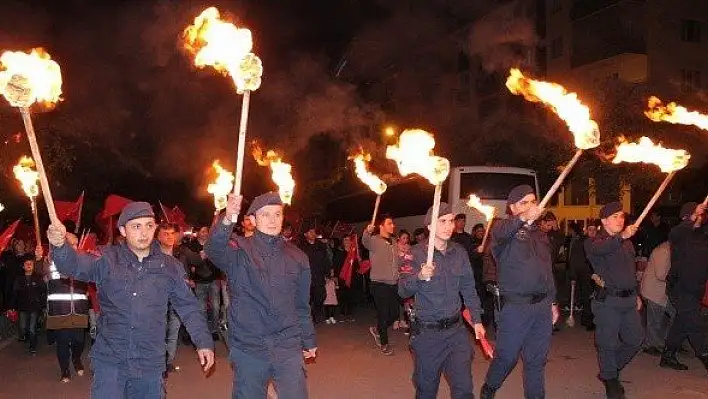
left=10, top=255, right=47, bottom=354
left=300, top=223, right=332, bottom=324
left=186, top=226, right=222, bottom=339
left=567, top=222, right=597, bottom=330
left=661, top=202, right=708, bottom=372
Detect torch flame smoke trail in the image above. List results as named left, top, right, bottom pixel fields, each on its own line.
left=207, top=160, right=234, bottom=211
left=251, top=144, right=295, bottom=205
left=611, top=136, right=690, bottom=173
left=0, top=48, right=62, bottom=108
left=183, top=7, right=263, bottom=94
left=466, top=194, right=495, bottom=221
left=506, top=68, right=600, bottom=150
left=385, top=129, right=450, bottom=185
left=350, top=152, right=387, bottom=195
left=645, top=96, right=708, bottom=131
left=13, top=156, right=39, bottom=198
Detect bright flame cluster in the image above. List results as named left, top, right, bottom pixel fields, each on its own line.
left=386, top=129, right=450, bottom=185
left=207, top=160, right=234, bottom=210
left=0, top=202, right=5, bottom=213
left=0, top=48, right=62, bottom=108
left=645, top=96, right=708, bottom=131
left=183, top=7, right=263, bottom=94
left=350, top=153, right=387, bottom=195
left=252, top=145, right=295, bottom=205
left=13, top=156, right=39, bottom=198
left=612, top=137, right=690, bottom=173
left=506, top=68, right=600, bottom=150
left=466, top=194, right=495, bottom=221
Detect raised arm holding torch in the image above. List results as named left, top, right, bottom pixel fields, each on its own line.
left=506, top=68, right=600, bottom=218
left=350, top=152, right=387, bottom=225
left=1, top=48, right=63, bottom=224
left=386, top=129, right=450, bottom=277
left=610, top=136, right=690, bottom=227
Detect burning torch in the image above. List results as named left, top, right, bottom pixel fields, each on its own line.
left=350, top=152, right=387, bottom=225
left=13, top=156, right=42, bottom=245
left=506, top=68, right=600, bottom=218
left=611, top=136, right=690, bottom=227
left=0, top=48, right=62, bottom=224
left=184, top=7, right=263, bottom=206
left=207, top=160, right=235, bottom=215
left=466, top=194, right=495, bottom=253
left=252, top=144, right=295, bottom=205
left=386, top=129, right=450, bottom=278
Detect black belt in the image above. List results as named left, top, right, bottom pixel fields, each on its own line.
left=606, top=288, right=636, bottom=298
left=501, top=292, right=547, bottom=305
left=418, top=314, right=461, bottom=330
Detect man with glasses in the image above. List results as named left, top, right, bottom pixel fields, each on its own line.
left=481, top=185, right=559, bottom=399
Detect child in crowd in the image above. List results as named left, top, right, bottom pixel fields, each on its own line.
left=324, top=270, right=339, bottom=324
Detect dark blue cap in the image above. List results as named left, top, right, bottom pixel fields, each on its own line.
left=507, top=184, right=535, bottom=205
left=117, top=202, right=154, bottom=227
left=245, top=192, right=283, bottom=216
left=599, top=202, right=623, bottom=219
left=424, top=202, right=453, bottom=225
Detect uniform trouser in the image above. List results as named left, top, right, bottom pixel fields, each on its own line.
left=665, top=295, right=707, bottom=355
left=195, top=281, right=220, bottom=333
left=410, top=323, right=474, bottom=399
left=592, top=296, right=643, bottom=380
left=643, top=299, right=674, bottom=349
left=166, top=305, right=181, bottom=365
left=370, top=281, right=399, bottom=346
left=484, top=299, right=552, bottom=399
left=55, top=328, right=85, bottom=373
left=18, top=311, right=39, bottom=349
left=91, top=359, right=165, bottom=399
left=231, top=347, right=307, bottom=399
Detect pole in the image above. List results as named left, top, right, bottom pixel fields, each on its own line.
left=233, top=90, right=251, bottom=197
left=75, top=191, right=84, bottom=233
left=478, top=211, right=495, bottom=253
left=633, top=171, right=676, bottom=227
left=425, top=184, right=443, bottom=274
left=538, top=149, right=584, bottom=210
left=370, top=195, right=381, bottom=226
left=20, top=108, right=58, bottom=223
left=30, top=197, right=41, bottom=246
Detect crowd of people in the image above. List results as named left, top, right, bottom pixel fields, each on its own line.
left=0, top=186, right=707, bottom=399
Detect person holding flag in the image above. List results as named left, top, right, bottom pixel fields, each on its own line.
left=398, top=202, right=485, bottom=398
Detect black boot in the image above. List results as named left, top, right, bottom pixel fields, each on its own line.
left=602, top=378, right=625, bottom=399
left=480, top=383, right=496, bottom=399
left=660, top=349, right=688, bottom=370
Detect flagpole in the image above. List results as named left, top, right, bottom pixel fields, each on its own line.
left=75, top=191, right=84, bottom=233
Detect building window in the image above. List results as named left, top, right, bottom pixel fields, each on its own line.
left=681, top=19, right=701, bottom=42
left=681, top=69, right=702, bottom=92
left=551, top=36, right=564, bottom=59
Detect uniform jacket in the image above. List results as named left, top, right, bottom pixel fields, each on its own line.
left=399, top=241, right=482, bottom=323
left=584, top=229, right=637, bottom=291
left=52, top=241, right=213, bottom=376
left=667, top=220, right=708, bottom=299
left=205, top=219, right=316, bottom=361
left=490, top=216, right=555, bottom=300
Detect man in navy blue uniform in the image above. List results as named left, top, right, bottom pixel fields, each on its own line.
left=205, top=192, right=316, bottom=399
left=46, top=202, right=214, bottom=398
left=399, top=202, right=485, bottom=399
left=481, top=185, right=559, bottom=399
left=584, top=202, right=642, bottom=399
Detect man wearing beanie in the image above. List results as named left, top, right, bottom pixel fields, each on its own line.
left=662, top=201, right=708, bottom=372
left=481, top=184, right=558, bottom=399
left=584, top=202, right=642, bottom=398
left=46, top=202, right=214, bottom=398
left=399, top=202, right=485, bottom=398
left=205, top=192, right=316, bottom=399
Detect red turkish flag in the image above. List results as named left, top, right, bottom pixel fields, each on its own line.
left=54, top=191, right=84, bottom=224
left=0, top=220, right=21, bottom=253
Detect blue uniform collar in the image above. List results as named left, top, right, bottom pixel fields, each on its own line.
left=118, top=241, right=163, bottom=263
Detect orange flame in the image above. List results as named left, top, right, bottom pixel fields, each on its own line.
left=0, top=202, right=4, bottom=213
left=645, top=96, right=708, bottom=131
left=349, top=152, right=387, bottom=195
left=206, top=160, right=234, bottom=210
left=385, top=129, right=450, bottom=185
left=466, top=194, right=495, bottom=221
left=0, top=48, right=62, bottom=108
left=506, top=68, right=600, bottom=150
left=13, top=156, right=39, bottom=198
left=252, top=145, right=295, bottom=205
left=612, top=137, right=690, bottom=173
left=183, top=7, right=262, bottom=94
